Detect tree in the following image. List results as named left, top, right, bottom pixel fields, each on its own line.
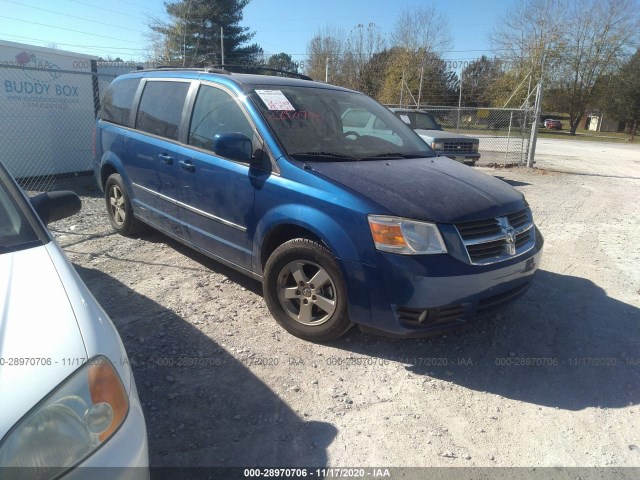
left=265, top=53, right=298, bottom=73
left=460, top=56, right=504, bottom=107
left=305, top=27, right=346, bottom=82
left=492, top=0, right=640, bottom=134
left=360, top=49, right=394, bottom=98
left=555, top=0, right=640, bottom=134
left=341, top=23, right=386, bottom=91
left=595, top=49, right=640, bottom=139
left=148, top=0, right=262, bottom=67
left=391, top=5, right=452, bottom=55
left=491, top=0, right=565, bottom=86
left=377, top=49, right=458, bottom=106
left=379, top=5, right=454, bottom=106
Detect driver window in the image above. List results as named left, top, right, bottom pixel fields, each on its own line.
left=189, top=85, right=254, bottom=153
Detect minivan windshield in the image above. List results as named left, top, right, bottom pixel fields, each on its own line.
left=248, top=85, right=435, bottom=161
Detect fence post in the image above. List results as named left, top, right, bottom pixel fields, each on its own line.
left=527, top=81, right=543, bottom=168
left=505, top=111, right=513, bottom=166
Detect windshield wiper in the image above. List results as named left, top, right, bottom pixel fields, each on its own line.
left=290, top=151, right=359, bottom=161
left=357, top=152, right=429, bottom=160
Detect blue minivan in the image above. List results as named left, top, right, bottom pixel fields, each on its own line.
left=94, top=68, right=543, bottom=342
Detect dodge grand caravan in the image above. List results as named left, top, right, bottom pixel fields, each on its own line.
left=94, top=68, right=543, bottom=342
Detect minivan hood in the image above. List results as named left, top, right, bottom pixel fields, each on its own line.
left=0, top=245, right=87, bottom=439
left=305, top=157, right=525, bottom=223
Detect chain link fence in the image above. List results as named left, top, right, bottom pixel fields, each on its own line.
left=0, top=64, right=116, bottom=192
left=386, top=105, right=536, bottom=166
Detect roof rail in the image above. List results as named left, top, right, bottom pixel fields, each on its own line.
left=135, top=67, right=231, bottom=75
left=220, top=64, right=312, bottom=81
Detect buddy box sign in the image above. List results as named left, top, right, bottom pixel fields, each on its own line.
left=2, top=49, right=90, bottom=109
left=0, top=40, right=100, bottom=177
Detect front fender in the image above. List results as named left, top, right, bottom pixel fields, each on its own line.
left=253, top=204, right=370, bottom=269
left=253, top=205, right=374, bottom=325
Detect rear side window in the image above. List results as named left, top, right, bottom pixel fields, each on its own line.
left=99, top=78, right=140, bottom=126
left=136, top=81, right=190, bottom=141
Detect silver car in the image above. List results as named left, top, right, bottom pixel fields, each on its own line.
left=389, top=108, right=481, bottom=166
left=0, top=162, right=148, bottom=479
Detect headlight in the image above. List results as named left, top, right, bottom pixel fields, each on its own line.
left=0, top=356, right=129, bottom=479
left=431, top=141, right=444, bottom=150
left=368, top=215, right=447, bottom=254
left=472, top=143, right=479, bottom=152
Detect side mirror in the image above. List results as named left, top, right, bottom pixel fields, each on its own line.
left=30, top=191, right=81, bottom=225
left=213, top=132, right=253, bottom=162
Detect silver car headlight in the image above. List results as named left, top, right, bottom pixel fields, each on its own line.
left=471, top=143, right=479, bottom=152
left=431, top=141, right=444, bottom=150
left=0, top=356, right=129, bottom=478
left=368, top=215, right=447, bottom=254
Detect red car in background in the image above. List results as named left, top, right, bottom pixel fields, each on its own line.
left=544, top=119, right=563, bottom=130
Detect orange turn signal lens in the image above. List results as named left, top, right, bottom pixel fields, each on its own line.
left=369, top=219, right=407, bottom=247
left=88, top=357, right=129, bottom=441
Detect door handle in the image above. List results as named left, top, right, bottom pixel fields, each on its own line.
left=179, top=160, right=196, bottom=172
left=158, top=153, right=173, bottom=165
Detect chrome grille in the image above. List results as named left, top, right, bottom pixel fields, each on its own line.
left=442, top=141, right=474, bottom=153
left=455, top=208, right=535, bottom=265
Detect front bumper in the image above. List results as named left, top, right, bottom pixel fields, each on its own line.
left=438, top=151, right=480, bottom=164
left=345, top=228, right=543, bottom=337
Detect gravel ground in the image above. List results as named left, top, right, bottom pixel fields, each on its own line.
left=49, top=139, right=640, bottom=468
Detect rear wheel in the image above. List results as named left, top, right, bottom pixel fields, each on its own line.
left=263, top=238, right=353, bottom=342
left=105, top=173, right=145, bottom=236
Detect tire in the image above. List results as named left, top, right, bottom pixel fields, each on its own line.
left=263, top=238, right=353, bottom=342
left=104, top=173, right=145, bottom=237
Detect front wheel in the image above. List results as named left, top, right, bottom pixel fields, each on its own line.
left=263, top=238, right=353, bottom=342
left=104, top=173, right=145, bottom=236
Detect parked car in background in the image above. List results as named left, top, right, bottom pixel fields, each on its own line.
left=544, top=119, right=563, bottom=130
left=389, top=108, right=481, bottom=166
left=0, top=161, right=149, bottom=479
left=94, top=68, right=542, bottom=342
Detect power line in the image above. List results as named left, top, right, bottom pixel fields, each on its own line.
left=64, top=0, right=151, bottom=21
left=4, top=0, right=148, bottom=34
left=0, top=15, right=148, bottom=46
left=0, top=33, right=147, bottom=51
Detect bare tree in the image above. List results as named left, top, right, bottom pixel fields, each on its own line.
left=390, top=5, right=452, bottom=54
left=491, top=0, right=565, bottom=83
left=342, top=23, right=386, bottom=90
left=305, top=27, right=346, bottom=83
left=387, top=5, right=453, bottom=105
left=492, top=0, right=640, bottom=134
left=556, top=0, right=640, bottom=133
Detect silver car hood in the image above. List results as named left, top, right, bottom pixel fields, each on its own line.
left=0, top=244, right=87, bottom=439
left=415, top=129, right=478, bottom=141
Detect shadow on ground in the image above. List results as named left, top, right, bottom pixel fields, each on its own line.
left=331, top=269, right=640, bottom=411
left=493, top=175, right=532, bottom=187
left=74, top=265, right=336, bottom=470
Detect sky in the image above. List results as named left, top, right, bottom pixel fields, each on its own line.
left=0, top=0, right=515, bottom=68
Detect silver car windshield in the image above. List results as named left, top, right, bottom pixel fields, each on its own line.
left=249, top=86, right=435, bottom=161
left=0, top=180, right=40, bottom=253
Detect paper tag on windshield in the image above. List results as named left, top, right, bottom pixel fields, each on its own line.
left=399, top=114, right=411, bottom=124
left=255, top=90, right=295, bottom=111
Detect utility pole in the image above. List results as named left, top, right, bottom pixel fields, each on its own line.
left=325, top=57, right=329, bottom=82
left=456, top=69, right=463, bottom=130
left=220, top=27, right=224, bottom=66
left=417, top=63, right=424, bottom=108
left=527, top=80, right=543, bottom=168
